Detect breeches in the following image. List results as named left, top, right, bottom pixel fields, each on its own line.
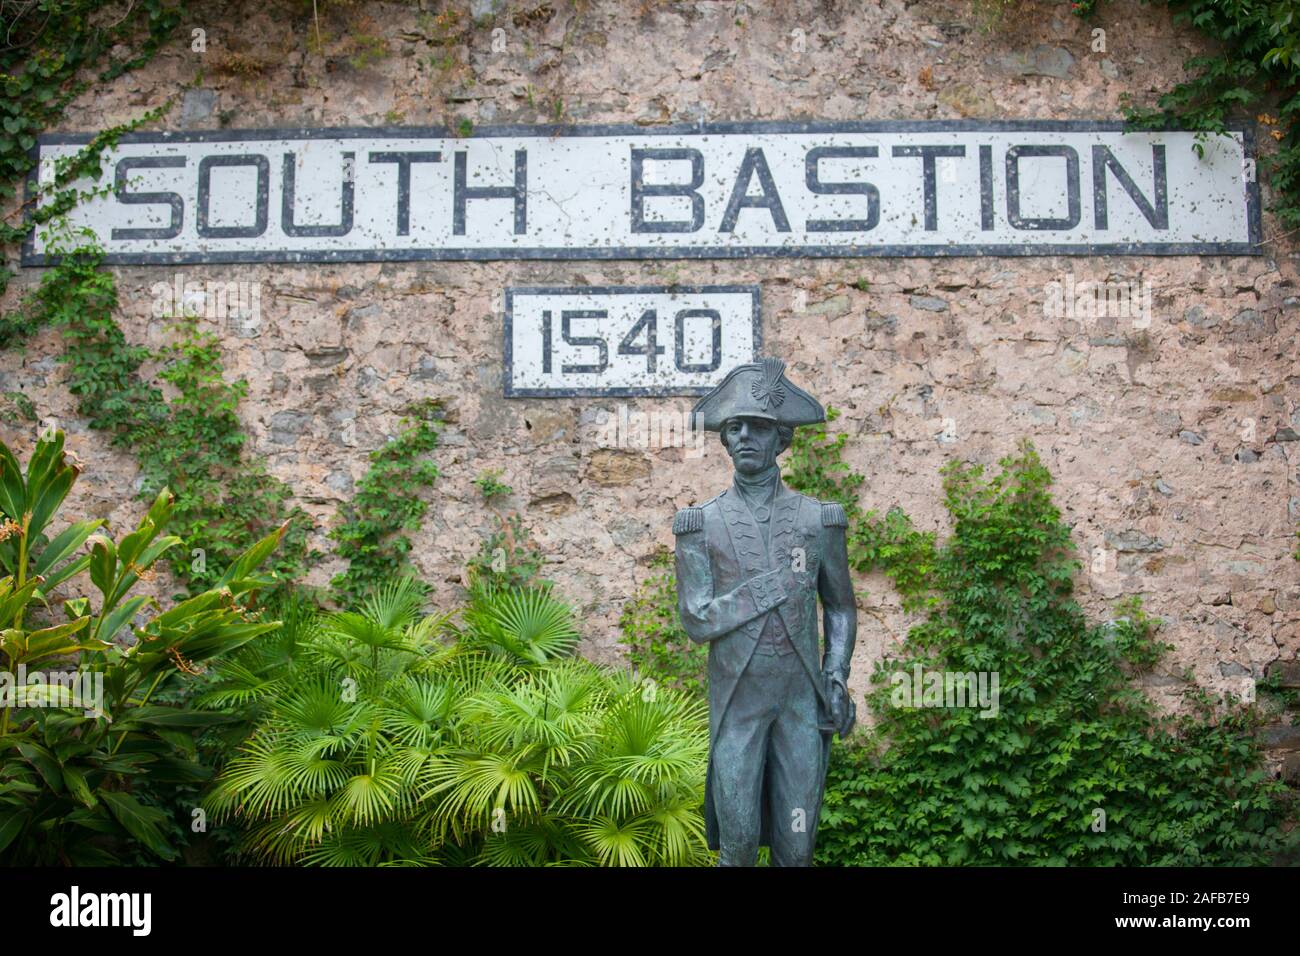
left=711, top=650, right=826, bottom=867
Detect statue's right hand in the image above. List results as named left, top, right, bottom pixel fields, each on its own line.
left=751, top=568, right=788, bottom=611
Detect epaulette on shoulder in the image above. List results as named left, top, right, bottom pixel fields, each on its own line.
left=673, top=506, right=704, bottom=535
left=821, top=502, right=848, bottom=528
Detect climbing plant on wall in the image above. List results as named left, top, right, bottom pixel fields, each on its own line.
left=1068, top=1, right=1300, bottom=228
left=12, top=237, right=313, bottom=594
left=815, top=439, right=1297, bottom=866
left=463, top=469, right=546, bottom=593
left=329, top=398, right=444, bottom=606
left=1, top=2, right=456, bottom=604
left=0, top=0, right=185, bottom=299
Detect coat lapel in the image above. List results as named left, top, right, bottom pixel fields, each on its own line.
left=770, top=481, right=800, bottom=565
left=717, top=484, right=769, bottom=578
left=769, top=481, right=802, bottom=642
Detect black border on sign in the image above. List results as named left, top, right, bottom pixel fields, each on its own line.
left=22, top=120, right=1262, bottom=265
left=503, top=284, right=762, bottom=398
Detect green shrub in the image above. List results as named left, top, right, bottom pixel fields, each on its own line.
left=204, top=577, right=710, bottom=866
left=816, top=439, right=1298, bottom=866
left=0, top=429, right=285, bottom=864
left=135, top=584, right=329, bottom=865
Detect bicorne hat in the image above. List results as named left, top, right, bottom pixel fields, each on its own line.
left=690, top=356, right=826, bottom=432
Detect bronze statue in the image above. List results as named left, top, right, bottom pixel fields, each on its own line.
left=674, top=356, right=857, bottom=867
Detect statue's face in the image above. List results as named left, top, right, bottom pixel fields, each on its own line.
left=721, top=416, right=781, bottom=475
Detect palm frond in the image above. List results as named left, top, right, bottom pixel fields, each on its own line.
left=559, top=690, right=708, bottom=819
left=360, top=575, right=428, bottom=631
left=474, top=819, right=560, bottom=867
left=569, top=815, right=654, bottom=867
left=273, top=675, right=373, bottom=740
left=301, top=820, right=438, bottom=866
left=464, top=660, right=605, bottom=768
left=645, top=800, right=710, bottom=866
left=281, top=796, right=336, bottom=846
left=330, top=759, right=406, bottom=826
left=461, top=585, right=580, bottom=665
left=213, top=734, right=310, bottom=818
left=196, top=658, right=289, bottom=709
left=237, top=818, right=317, bottom=866
left=422, top=749, right=545, bottom=830
left=379, top=674, right=462, bottom=747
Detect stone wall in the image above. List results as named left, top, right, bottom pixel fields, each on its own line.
left=2, top=0, right=1297, bottom=725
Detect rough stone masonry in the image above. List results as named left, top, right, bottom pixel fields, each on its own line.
left=1, top=0, right=1297, bottom=732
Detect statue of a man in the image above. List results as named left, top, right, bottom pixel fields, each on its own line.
left=674, top=356, right=857, bottom=867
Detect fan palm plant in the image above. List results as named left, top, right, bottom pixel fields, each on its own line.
left=428, top=661, right=710, bottom=866
left=206, top=579, right=711, bottom=866
left=206, top=577, right=473, bottom=865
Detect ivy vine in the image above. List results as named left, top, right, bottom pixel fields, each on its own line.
left=17, top=237, right=313, bottom=594
left=329, top=397, right=444, bottom=606
left=463, top=469, right=546, bottom=593
left=816, top=439, right=1297, bottom=866
left=1069, top=1, right=1300, bottom=231
left=0, top=0, right=184, bottom=296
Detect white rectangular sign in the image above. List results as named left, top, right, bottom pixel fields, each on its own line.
left=504, top=285, right=759, bottom=396
left=24, top=121, right=1259, bottom=264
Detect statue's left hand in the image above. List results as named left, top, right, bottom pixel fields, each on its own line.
left=823, top=671, right=855, bottom=738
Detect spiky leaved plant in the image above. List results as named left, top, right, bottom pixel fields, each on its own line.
left=0, top=429, right=286, bottom=864
left=425, top=656, right=709, bottom=866
left=204, top=578, right=710, bottom=866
